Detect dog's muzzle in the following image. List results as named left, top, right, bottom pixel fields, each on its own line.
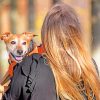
left=10, top=53, right=24, bottom=62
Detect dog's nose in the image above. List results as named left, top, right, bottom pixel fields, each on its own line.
left=17, top=50, right=23, bottom=55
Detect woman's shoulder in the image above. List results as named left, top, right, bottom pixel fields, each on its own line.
left=21, top=53, right=50, bottom=76
left=26, top=53, right=56, bottom=94
left=31, top=53, right=55, bottom=82
left=32, top=53, right=52, bottom=74
left=21, top=53, right=54, bottom=82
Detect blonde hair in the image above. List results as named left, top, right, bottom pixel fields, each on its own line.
left=41, top=3, right=100, bottom=100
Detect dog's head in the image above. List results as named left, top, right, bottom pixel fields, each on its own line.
left=0, top=32, right=37, bottom=63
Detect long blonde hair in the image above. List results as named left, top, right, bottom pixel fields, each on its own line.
left=41, top=3, right=100, bottom=100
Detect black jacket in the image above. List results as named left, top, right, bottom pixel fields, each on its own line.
left=3, top=54, right=57, bottom=100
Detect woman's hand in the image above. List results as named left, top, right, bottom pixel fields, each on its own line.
left=0, top=84, right=4, bottom=93
left=0, top=84, right=4, bottom=99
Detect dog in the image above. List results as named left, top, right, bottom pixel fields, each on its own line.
left=0, top=32, right=37, bottom=63
left=0, top=32, right=38, bottom=95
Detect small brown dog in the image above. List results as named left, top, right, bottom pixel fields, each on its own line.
left=0, top=32, right=37, bottom=94
left=0, top=32, right=37, bottom=62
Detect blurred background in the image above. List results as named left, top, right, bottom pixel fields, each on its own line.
left=0, top=0, right=100, bottom=79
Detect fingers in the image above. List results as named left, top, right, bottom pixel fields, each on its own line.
left=0, top=92, right=3, bottom=100
left=0, top=85, right=4, bottom=93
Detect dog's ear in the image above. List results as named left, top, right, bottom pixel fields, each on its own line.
left=23, top=32, right=38, bottom=40
left=0, top=32, right=12, bottom=41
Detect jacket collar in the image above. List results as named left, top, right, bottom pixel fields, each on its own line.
left=19, top=53, right=42, bottom=76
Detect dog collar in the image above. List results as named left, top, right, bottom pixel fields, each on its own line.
left=8, top=55, right=17, bottom=77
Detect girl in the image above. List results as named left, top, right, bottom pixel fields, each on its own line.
left=41, top=2, right=100, bottom=100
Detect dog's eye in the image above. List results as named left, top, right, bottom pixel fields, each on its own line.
left=22, top=42, right=26, bottom=45
left=11, top=41, right=16, bottom=44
